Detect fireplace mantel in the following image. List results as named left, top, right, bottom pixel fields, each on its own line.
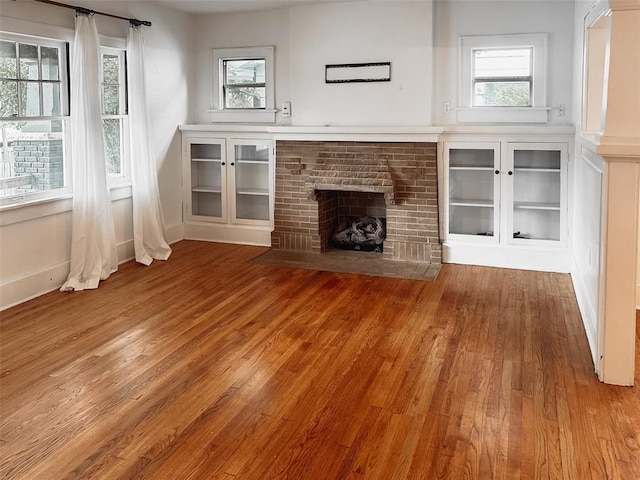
left=178, top=124, right=443, bottom=143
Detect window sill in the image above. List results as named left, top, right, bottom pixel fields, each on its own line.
left=0, top=183, right=132, bottom=227
left=208, top=109, right=277, bottom=124
left=456, top=107, right=550, bottom=124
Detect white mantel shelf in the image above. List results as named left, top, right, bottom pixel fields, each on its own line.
left=179, top=124, right=443, bottom=142
left=178, top=124, right=576, bottom=142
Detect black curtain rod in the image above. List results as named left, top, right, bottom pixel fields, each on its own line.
left=33, top=0, right=152, bottom=26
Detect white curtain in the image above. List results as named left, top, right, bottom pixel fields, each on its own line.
left=61, top=14, right=117, bottom=291
left=127, top=26, right=172, bottom=266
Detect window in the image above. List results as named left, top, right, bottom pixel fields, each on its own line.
left=473, top=48, right=532, bottom=107
left=458, top=33, right=548, bottom=123
left=211, top=46, right=275, bottom=123
left=223, top=58, right=266, bottom=109
left=0, top=33, right=70, bottom=205
left=100, top=47, right=128, bottom=180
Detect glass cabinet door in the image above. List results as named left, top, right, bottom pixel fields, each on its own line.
left=508, top=144, right=566, bottom=243
left=230, top=140, right=272, bottom=223
left=447, top=145, right=500, bottom=240
left=189, top=141, right=225, bottom=220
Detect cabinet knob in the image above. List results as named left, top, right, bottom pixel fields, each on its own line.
left=494, top=170, right=500, bottom=175
left=231, top=162, right=235, bottom=166
left=508, top=171, right=513, bottom=175
left=221, top=162, right=225, bottom=166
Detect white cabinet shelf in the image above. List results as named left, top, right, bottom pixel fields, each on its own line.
left=513, top=201, right=561, bottom=211
left=442, top=140, right=569, bottom=272
left=182, top=135, right=274, bottom=246
left=192, top=185, right=222, bottom=193
left=450, top=198, right=494, bottom=207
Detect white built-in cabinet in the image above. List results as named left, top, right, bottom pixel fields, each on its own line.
left=182, top=134, right=274, bottom=246
left=442, top=140, right=570, bottom=272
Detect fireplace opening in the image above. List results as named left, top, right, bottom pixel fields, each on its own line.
left=332, top=216, right=386, bottom=252
left=318, top=190, right=386, bottom=253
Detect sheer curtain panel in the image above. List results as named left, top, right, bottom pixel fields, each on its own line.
left=61, top=14, right=117, bottom=291
left=128, top=26, right=172, bottom=265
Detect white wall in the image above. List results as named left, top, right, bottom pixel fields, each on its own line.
left=289, top=1, right=433, bottom=126
left=433, top=0, right=575, bottom=125
left=193, top=0, right=434, bottom=126
left=0, top=0, right=194, bottom=309
left=193, top=7, right=291, bottom=124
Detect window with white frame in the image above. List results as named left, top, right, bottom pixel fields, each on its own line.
left=0, top=32, right=70, bottom=204
left=100, top=47, right=128, bottom=180
left=211, top=46, right=275, bottom=123
left=458, top=33, right=548, bottom=123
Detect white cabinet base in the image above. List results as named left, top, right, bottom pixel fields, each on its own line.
left=443, top=241, right=571, bottom=273
left=184, top=222, right=272, bottom=247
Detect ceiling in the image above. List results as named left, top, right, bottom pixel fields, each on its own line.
left=151, top=0, right=359, bottom=15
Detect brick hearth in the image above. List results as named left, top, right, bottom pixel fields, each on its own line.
left=272, top=141, right=441, bottom=264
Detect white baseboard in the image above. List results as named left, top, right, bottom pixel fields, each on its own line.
left=1, top=238, right=136, bottom=312
left=0, top=261, right=70, bottom=311
left=165, top=222, right=185, bottom=245
left=571, top=256, right=599, bottom=371
left=184, top=222, right=272, bottom=247
left=442, top=242, right=572, bottom=273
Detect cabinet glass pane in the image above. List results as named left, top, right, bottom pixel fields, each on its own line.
left=449, top=169, right=494, bottom=203
left=192, top=161, right=222, bottom=191
left=513, top=209, right=560, bottom=241
left=449, top=205, right=494, bottom=236
left=235, top=162, right=268, bottom=194
left=236, top=194, right=269, bottom=221
left=513, top=170, right=560, bottom=206
left=192, top=192, right=222, bottom=217
left=235, top=144, right=269, bottom=162
left=191, top=143, right=222, bottom=160
left=513, top=149, right=560, bottom=169
left=449, top=148, right=494, bottom=168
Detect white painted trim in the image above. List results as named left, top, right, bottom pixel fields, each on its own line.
left=184, top=222, right=272, bottom=247
left=1, top=238, right=134, bottom=311
left=458, top=33, right=549, bottom=123
left=0, top=185, right=132, bottom=226
left=211, top=46, right=275, bottom=124
left=571, top=255, right=600, bottom=369
left=209, top=109, right=277, bottom=124
left=456, top=107, right=549, bottom=124
left=164, top=223, right=185, bottom=245
left=442, top=241, right=572, bottom=273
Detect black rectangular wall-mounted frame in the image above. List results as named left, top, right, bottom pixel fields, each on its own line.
left=325, top=62, right=391, bottom=83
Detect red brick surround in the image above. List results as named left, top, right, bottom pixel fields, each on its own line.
left=272, top=141, right=441, bottom=264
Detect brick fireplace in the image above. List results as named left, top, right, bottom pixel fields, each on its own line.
left=272, top=141, right=441, bottom=265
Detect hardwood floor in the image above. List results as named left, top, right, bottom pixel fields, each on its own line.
left=1, top=240, right=639, bottom=479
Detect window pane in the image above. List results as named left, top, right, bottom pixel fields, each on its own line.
left=42, top=82, right=60, bottom=116
left=103, top=118, right=121, bottom=175
left=102, top=54, right=119, bottom=84
left=225, top=86, right=266, bottom=109
left=41, top=46, right=59, bottom=81
left=19, top=81, right=40, bottom=116
left=0, top=119, right=65, bottom=198
left=473, top=48, right=531, bottom=78
left=0, top=80, right=18, bottom=117
left=225, top=59, right=265, bottom=85
left=474, top=81, right=531, bottom=107
left=102, top=85, right=119, bottom=115
left=18, top=43, right=39, bottom=80
left=0, top=40, right=17, bottom=79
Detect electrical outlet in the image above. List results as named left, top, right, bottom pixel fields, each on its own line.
left=443, top=102, right=451, bottom=114
left=557, top=104, right=566, bottom=117
left=282, top=102, right=291, bottom=117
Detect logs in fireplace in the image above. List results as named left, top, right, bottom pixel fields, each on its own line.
left=332, top=216, right=386, bottom=253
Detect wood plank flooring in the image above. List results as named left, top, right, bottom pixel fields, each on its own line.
left=1, top=240, right=639, bottom=479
